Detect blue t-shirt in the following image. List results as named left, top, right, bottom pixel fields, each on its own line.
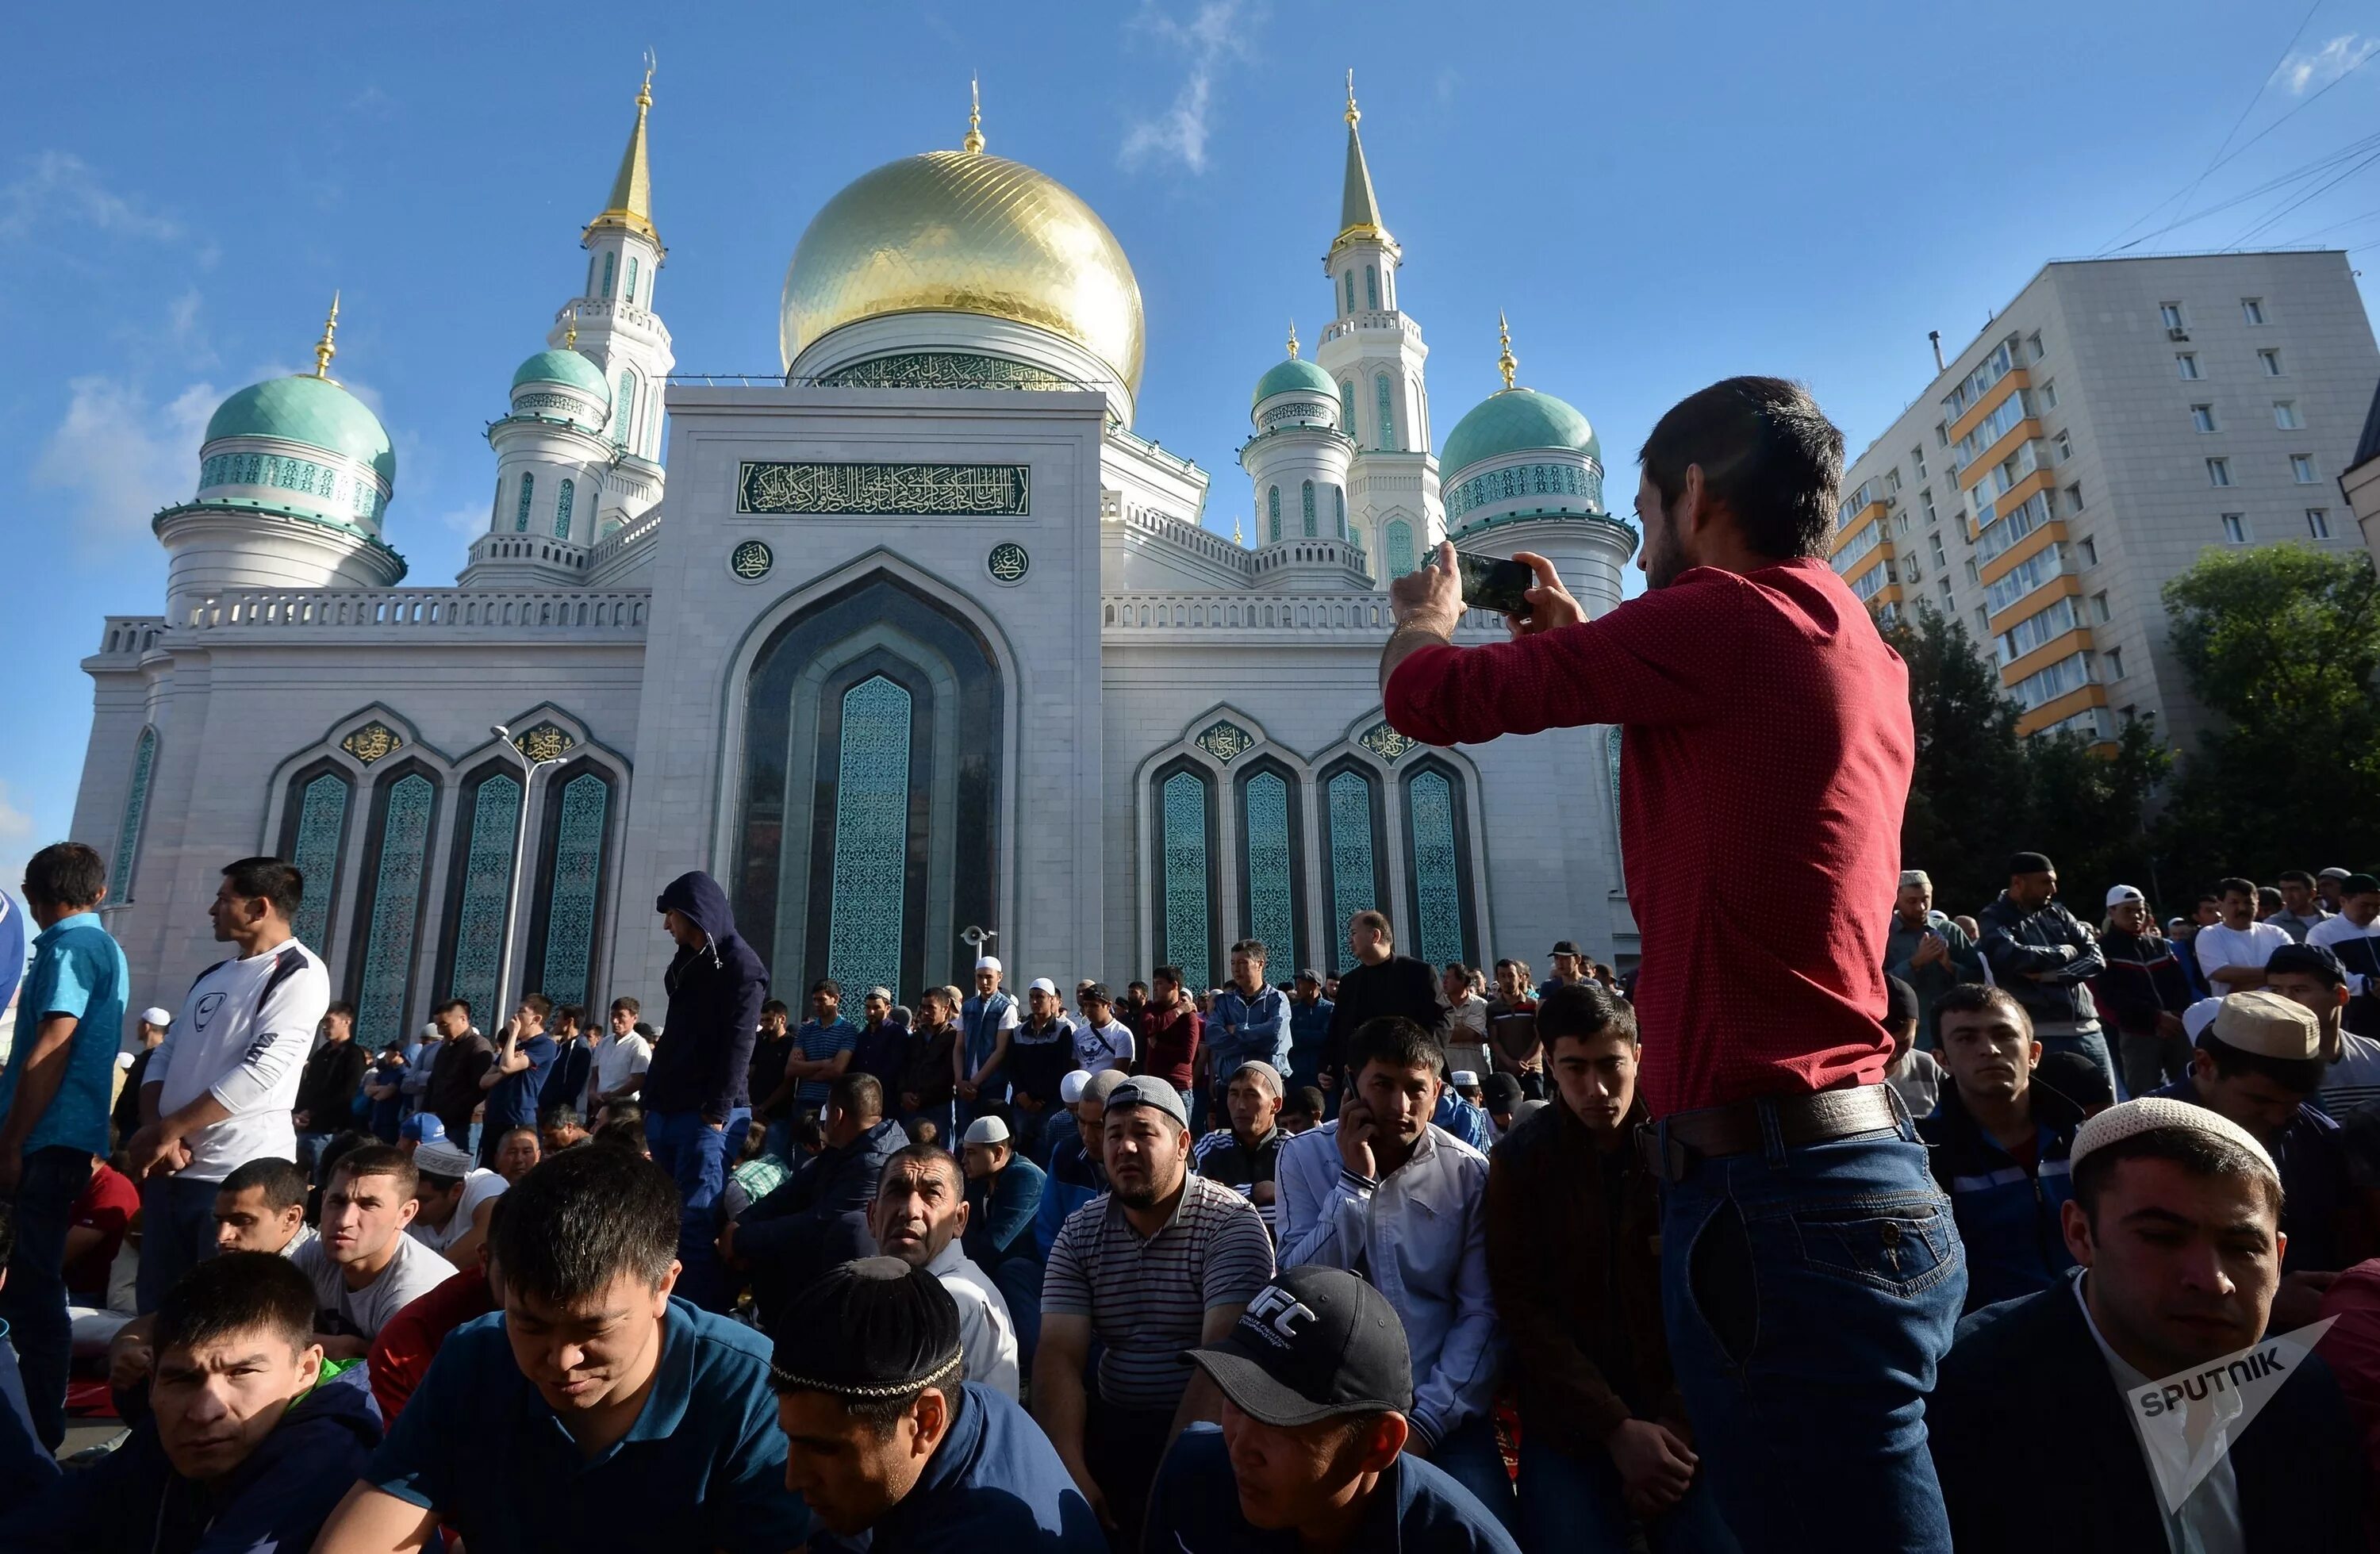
left=486, top=1033, right=558, bottom=1131
left=794, top=1018, right=858, bottom=1104
left=368, top=1295, right=808, bottom=1553
left=1147, top=1423, right=1521, bottom=1553
left=0, top=911, right=129, bottom=1156
left=808, top=1383, right=1104, bottom=1553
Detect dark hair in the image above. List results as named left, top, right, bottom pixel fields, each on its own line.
left=1346, top=1016, right=1448, bottom=1083
left=592, top=1115, right=650, bottom=1154
left=324, top=1001, right=357, bottom=1024
left=2073, top=1126, right=2282, bottom=1226
left=493, top=1143, right=680, bottom=1304
left=829, top=1072, right=884, bottom=1121
left=1287, top=1085, right=1326, bottom=1118
left=155, top=1251, right=316, bottom=1358
left=2258, top=886, right=2285, bottom=913
left=1231, top=939, right=1269, bottom=962
left=1128, top=980, right=1150, bottom=996
left=762, top=999, right=792, bottom=1019
left=540, top=1106, right=586, bottom=1132
left=1350, top=910, right=1393, bottom=942
left=22, top=842, right=106, bottom=911
left=2195, top=892, right=2221, bottom=907
left=789, top=1111, right=827, bottom=1155
left=329, top=1143, right=419, bottom=1202
left=739, top=1118, right=770, bottom=1163
left=879, top=1142, right=962, bottom=1195
left=2217, top=877, right=2257, bottom=900
left=1638, top=376, right=1844, bottom=562
left=436, top=998, right=470, bottom=1019
left=555, top=1005, right=585, bottom=1030
left=1154, top=965, right=1184, bottom=988
left=811, top=977, right=843, bottom=999
left=611, top=996, right=640, bottom=1017
left=1537, top=982, right=1637, bottom=1050
left=2278, top=869, right=2317, bottom=888
left=520, top=992, right=554, bottom=1019
left=908, top=1118, right=942, bottom=1147
left=218, top=1157, right=308, bottom=1213
left=1930, top=982, right=2033, bottom=1047
left=221, top=857, right=303, bottom=921
left=2200, top=1030, right=2324, bottom=1096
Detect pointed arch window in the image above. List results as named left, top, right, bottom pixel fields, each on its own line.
left=1343, top=271, right=1356, bottom=314
left=437, top=768, right=520, bottom=1023
left=1237, top=763, right=1305, bottom=973
left=492, top=476, right=504, bottom=527
left=554, top=478, right=575, bottom=540
left=279, top=765, right=352, bottom=957
left=586, top=255, right=601, bottom=298
left=1154, top=762, right=1219, bottom=992
left=823, top=677, right=911, bottom=1002
left=1302, top=480, right=1317, bottom=537
left=109, top=726, right=157, bottom=904
left=1402, top=763, right=1476, bottom=968
left=1375, top=374, right=1399, bottom=451
left=616, top=372, right=637, bottom=451
left=1267, top=485, right=1282, bottom=544
left=525, top=765, right=614, bottom=1012
left=601, top=251, right=616, bottom=300
left=1322, top=765, right=1388, bottom=973
left=349, top=768, right=440, bottom=1049
left=1340, top=380, right=1357, bottom=439
left=1384, top=519, right=1415, bottom=578
left=514, top=470, right=534, bottom=532
left=1365, top=265, right=1380, bottom=309
left=1334, top=485, right=1348, bottom=539
left=625, top=255, right=639, bottom=308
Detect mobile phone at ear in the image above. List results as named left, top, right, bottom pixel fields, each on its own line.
left=1456, top=553, right=1536, bottom=616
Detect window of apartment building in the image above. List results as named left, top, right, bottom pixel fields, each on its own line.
left=2291, top=455, right=2317, bottom=484
left=2190, top=404, right=2218, bottom=433
left=2308, top=508, right=2332, bottom=539
left=1885, top=466, right=1902, bottom=493
left=1935, top=421, right=1949, bottom=447
left=1939, top=577, right=1955, bottom=606
left=1975, top=606, right=1991, bottom=637
left=2221, top=512, right=2248, bottom=544
left=2029, top=331, right=2046, bottom=361
left=2177, top=352, right=2201, bottom=379
left=2259, top=348, right=2284, bottom=376
left=2090, top=590, right=2110, bottom=623
left=2056, top=430, right=2073, bottom=461
left=1930, top=532, right=1947, bottom=566
left=2274, top=400, right=2302, bottom=429
left=2160, top=302, right=2186, bottom=332
left=1964, top=558, right=1980, bottom=584
left=2040, top=378, right=2059, bottom=409
left=2241, top=297, right=2266, bottom=325
left=1921, top=488, right=1937, bottom=524
left=2206, top=457, right=2232, bottom=486
left=1895, top=510, right=1911, bottom=535
left=2065, top=481, right=2084, bottom=510
left=2106, top=647, right=2125, bottom=680
left=2079, top=535, right=2099, bottom=566
left=1912, top=445, right=1927, bottom=478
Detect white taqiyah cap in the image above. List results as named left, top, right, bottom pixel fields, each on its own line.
left=1059, top=1069, right=1093, bottom=1104
left=1451, top=1070, right=1481, bottom=1088
left=2209, top=988, right=2321, bottom=1061
left=411, top=1141, right=478, bottom=1179
left=140, top=1007, right=172, bottom=1027
left=2182, top=998, right=2225, bottom=1042
left=1028, top=977, right=1058, bottom=996
left=2069, top=1095, right=2276, bottom=1179
left=962, top=1115, right=1011, bottom=1146
left=2106, top=884, right=2146, bottom=908
left=116, top=1051, right=136, bottom=1071
left=975, top=956, right=1002, bottom=974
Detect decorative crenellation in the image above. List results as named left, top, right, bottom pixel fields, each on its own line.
left=508, top=390, right=606, bottom=423
left=739, top=462, right=1031, bottom=517
left=512, top=723, right=578, bottom=763
left=1445, top=460, right=1603, bottom=522
left=1193, top=719, right=1257, bottom=763
left=340, top=721, right=404, bottom=765
left=200, top=451, right=386, bottom=524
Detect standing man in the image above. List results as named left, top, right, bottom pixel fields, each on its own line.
left=957, top=958, right=1019, bottom=1130
left=643, top=869, right=766, bottom=1314
left=0, top=842, right=129, bottom=1451
left=1977, top=853, right=2115, bottom=1103
left=537, top=1006, right=593, bottom=1123
left=422, top=1000, right=489, bottom=1149
left=2269, top=868, right=2335, bottom=943
left=789, top=980, right=859, bottom=1125
left=1211, top=943, right=1293, bottom=1122
left=2311, top=873, right=2380, bottom=1037
left=1321, top=913, right=1447, bottom=1102
left=1286, top=969, right=1334, bottom=1093
left=1537, top=942, right=1589, bottom=1002
left=1006, top=980, right=1076, bottom=1158
left=1484, top=961, right=1544, bottom=1099
left=2194, top=876, right=2293, bottom=992
left=127, top=858, right=331, bottom=1314
left=111, top=1007, right=171, bottom=1149
left=1441, top=964, right=1491, bottom=1084
left=588, top=996, right=651, bottom=1115
left=474, top=994, right=557, bottom=1172
left=293, top=1002, right=366, bottom=1176
left=2094, top=884, right=2198, bottom=1095
left=1883, top=869, right=1983, bottom=1044
left=747, top=1000, right=799, bottom=1158
left=850, top=987, right=908, bottom=1095
left=1132, top=969, right=1192, bottom=1086
left=1378, top=378, right=1957, bottom=1550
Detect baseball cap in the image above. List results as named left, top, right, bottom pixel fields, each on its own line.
left=1482, top=1072, right=1524, bottom=1111
left=962, top=1115, right=1011, bottom=1147
left=2209, top=989, right=2320, bottom=1060
left=1296, top=968, right=1322, bottom=985
left=1058, top=1070, right=1094, bottom=1105
left=2267, top=942, right=2345, bottom=985
left=1187, top=1266, right=1413, bottom=1426
left=974, top=956, right=1002, bottom=974
left=1107, top=1075, right=1188, bottom=1130
left=413, top=1141, right=476, bottom=1179
left=1082, top=982, right=1114, bottom=1005
left=139, top=1006, right=173, bottom=1027
left=1027, top=977, right=1058, bottom=996
left=2105, top=884, right=2146, bottom=908
left=1549, top=940, right=1582, bottom=957
left=400, top=1114, right=448, bottom=1145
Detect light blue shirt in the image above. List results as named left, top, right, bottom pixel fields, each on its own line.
left=1207, top=985, right=1291, bottom=1076
left=0, top=911, right=130, bottom=1156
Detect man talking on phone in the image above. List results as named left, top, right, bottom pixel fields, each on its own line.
left=1376, top=377, right=1961, bottom=1554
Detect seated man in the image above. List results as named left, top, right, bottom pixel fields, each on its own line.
left=1278, top=1017, right=1505, bottom=1521
left=367, top=1198, right=505, bottom=1425
left=10, top=1252, right=382, bottom=1552
left=1917, top=984, right=2084, bottom=1311
left=1880, top=973, right=1943, bottom=1119
left=959, top=1115, right=1046, bottom=1364
left=489, top=1124, right=543, bottom=1184
left=770, top=1257, right=1103, bottom=1552
left=539, top=1106, right=590, bottom=1153
left=1479, top=1072, right=1523, bottom=1141
left=1147, top=1265, right=1520, bottom=1552
left=1281, top=1085, right=1326, bottom=1134
left=1034, top=1068, right=1123, bottom=1258
left=312, top=1144, right=811, bottom=1553
left=292, top=1146, right=453, bottom=1358
left=2263, top=942, right=2380, bottom=1118
left=1929, top=1096, right=2366, bottom=1550
left=869, top=1145, right=1019, bottom=1398
left=722, top=1072, right=905, bottom=1336
left=401, top=1139, right=507, bottom=1264
left=1192, top=1060, right=1289, bottom=1236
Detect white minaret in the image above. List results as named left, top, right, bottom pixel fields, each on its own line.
left=1311, top=71, right=1440, bottom=585
left=460, top=308, right=621, bottom=586
left=1241, top=321, right=1366, bottom=589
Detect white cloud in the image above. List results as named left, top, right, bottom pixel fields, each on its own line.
left=1120, top=0, right=1255, bottom=175
left=33, top=375, right=217, bottom=554
left=0, top=782, right=37, bottom=918
left=2274, top=34, right=2380, bottom=95
left=0, top=151, right=182, bottom=245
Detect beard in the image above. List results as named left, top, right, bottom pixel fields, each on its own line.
left=1642, top=519, right=1684, bottom=589
left=1114, top=1173, right=1172, bottom=1211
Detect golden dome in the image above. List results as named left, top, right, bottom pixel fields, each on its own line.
left=780, top=149, right=1145, bottom=391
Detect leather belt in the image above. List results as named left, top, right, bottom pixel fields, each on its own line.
left=1636, top=1084, right=1903, bottom=1184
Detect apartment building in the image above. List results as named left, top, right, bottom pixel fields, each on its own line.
left=1833, top=250, right=2378, bottom=754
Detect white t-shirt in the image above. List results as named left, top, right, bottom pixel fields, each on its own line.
left=927, top=1239, right=1019, bottom=1399
left=2315, top=1031, right=2380, bottom=1119
left=2309, top=915, right=2380, bottom=996
left=1073, top=1019, right=1134, bottom=1074
left=293, top=1227, right=453, bottom=1339
left=2194, top=922, right=2292, bottom=984
left=589, top=1030, right=653, bottom=1106
left=149, top=939, right=332, bottom=1181
left=408, top=1168, right=508, bottom=1254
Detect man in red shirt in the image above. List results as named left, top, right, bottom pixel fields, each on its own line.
left=1381, top=377, right=1963, bottom=1553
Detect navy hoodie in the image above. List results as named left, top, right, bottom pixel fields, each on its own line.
left=4, top=1356, right=382, bottom=1553
left=644, top=871, right=769, bottom=1122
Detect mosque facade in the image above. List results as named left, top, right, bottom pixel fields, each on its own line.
left=71, top=73, right=1641, bottom=1046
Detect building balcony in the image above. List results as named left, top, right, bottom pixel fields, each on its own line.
left=2016, top=682, right=2109, bottom=739
left=1947, top=368, right=2030, bottom=447
left=1958, top=418, right=2045, bottom=493
left=1999, top=625, right=2094, bottom=685
left=1979, top=518, right=2067, bottom=587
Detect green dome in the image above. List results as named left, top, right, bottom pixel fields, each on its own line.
left=511, top=348, right=612, bottom=402
left=1440, top=387, right=1600, bottom=478
left=203, top=374, right=395, bottom=488
left=1251, top=355, right=1338, bottom=412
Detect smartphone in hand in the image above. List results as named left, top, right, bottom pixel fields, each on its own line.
left=1455, top=552, right=1535, bottom=616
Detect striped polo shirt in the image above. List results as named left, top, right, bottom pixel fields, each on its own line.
left=1042, top=1172, right=1275, bottom=1413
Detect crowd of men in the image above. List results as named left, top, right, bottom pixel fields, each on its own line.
left=2, top=375, right=2379, bottom=1552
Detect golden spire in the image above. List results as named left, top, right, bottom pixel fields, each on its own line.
left=312, top=291, right=340, bottom=380
left=964, top=75, right=985, bottom=154
left=1345, top=68, right=1360, bottom=127
left=1233, top=516, right=1245, bottom=547
left=1495, top=309, right=1518, bottom=392
left=585, top=56, right=660, bottom=246
left=1286, top=320, right=1299, bottom=359
left=1334, top=68, right=1389, bottom=249
left=564, top=307, right=579, bottom=351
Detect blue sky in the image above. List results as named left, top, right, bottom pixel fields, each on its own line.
left=7, top=0, right=2379, bottom=892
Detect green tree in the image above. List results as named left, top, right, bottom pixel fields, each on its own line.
left=2156, top=542, right=2380, bottom=881
left=2021, top=717, right=2172, bottom=913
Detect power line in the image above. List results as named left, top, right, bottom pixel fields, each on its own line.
left=2229, top=144, right=2380, bottom=248
left=2115, top=129, right=2380, bottom=251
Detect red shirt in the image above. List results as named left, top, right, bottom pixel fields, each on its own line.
left=367, top=1264, right=496, bottom=1423
left=67, top=1161, right=139, bottom=1295
left=1142, top=1006, right=1201, bottom=1091
left=1385, top=558, right=1913, bottom=1115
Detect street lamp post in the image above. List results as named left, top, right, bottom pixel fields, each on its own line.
left=489, top=723, right=562, bottom=1024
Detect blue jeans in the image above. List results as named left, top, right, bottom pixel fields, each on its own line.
left=647, top=1107, right=747, bottom=1312
left=1657, top=1107, right=1964, bottom=1554
left=1517, top=1434, right=1741, bottom=1554
left=2036, top=1030, right=2121, bottom=1103
left=294, top=1131, right=335, bottom=1181
left=1430, top=1414, right=1514, bottom=1530
left=137, top=1172, right=224, bottom=1315
left=1, top=1147, right=91, bottom=1450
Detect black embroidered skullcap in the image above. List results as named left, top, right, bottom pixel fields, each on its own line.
left=2007, top=850, right=2054, bottom=876
left=769, top=1256, right=963, bottom=1399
